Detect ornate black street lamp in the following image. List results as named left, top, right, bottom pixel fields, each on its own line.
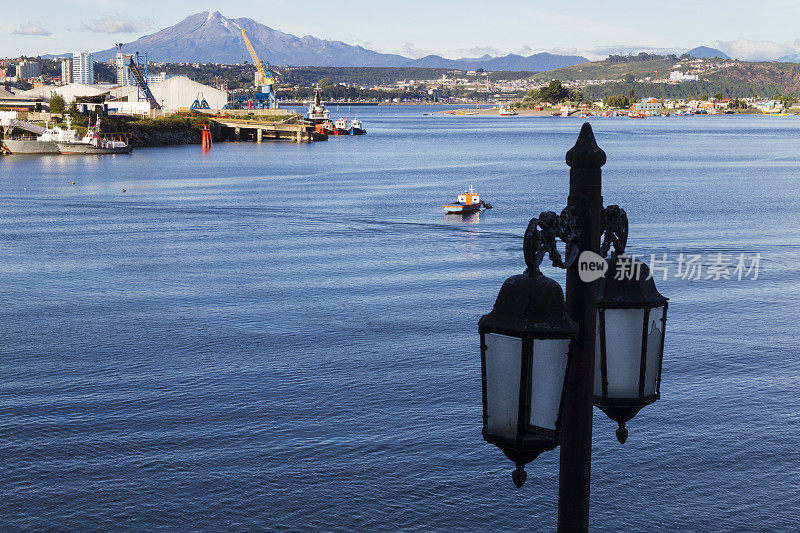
left=479, top=123, right=669, bottom=533
left=594, top=253, right=668, bottom=444
left=479, top=219, right=578, bottom=488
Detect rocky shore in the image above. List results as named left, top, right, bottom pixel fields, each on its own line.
left=126, top=127, right=201, bottom=148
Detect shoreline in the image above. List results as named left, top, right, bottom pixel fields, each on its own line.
left=435, top=107, right=783, bottom=117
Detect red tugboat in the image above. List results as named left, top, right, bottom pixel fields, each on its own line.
left=333, top=117, right=349, bottom=135
left=443, top=185, right=491, bottom=214
left=315, top=120, right=334, bottom=135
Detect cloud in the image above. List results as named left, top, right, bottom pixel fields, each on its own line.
left=82, top=15, right=153, bottom=34
left=715, top=38, right=800, bottom=61
left=13, top=23, right=51, bottom=36
left=396, top=42, right=433, bottom=59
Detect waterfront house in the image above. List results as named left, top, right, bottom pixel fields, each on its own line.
left=634, top=101, right=663, bottom=114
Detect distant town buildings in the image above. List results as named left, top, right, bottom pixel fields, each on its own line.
left=669, top=70, right=699, bottom=81
left=17, top=60, right=41, bottom=80
left=61, top=58, right=73, bottom=84
left=147, top=72, right=167, bottom=85
left=72, top=52, right=94, bottom=85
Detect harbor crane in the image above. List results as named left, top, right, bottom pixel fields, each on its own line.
left=236, top=27, right=278, bottom=109
left=127, top=55, right=161, bottom=110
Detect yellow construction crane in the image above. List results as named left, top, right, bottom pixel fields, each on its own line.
left=240, top=28, right=275, bottom=87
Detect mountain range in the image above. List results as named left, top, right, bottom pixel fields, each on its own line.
left=46, top=12, right=751, bottom=70
left=65, top=11, right=590, bottom=71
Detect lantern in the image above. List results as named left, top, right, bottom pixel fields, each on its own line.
left=479, top=270, right=578, bottom=488
left=593, top=255, right=668, bottom=443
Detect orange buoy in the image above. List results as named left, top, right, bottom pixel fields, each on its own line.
left=199, top=123, right=213, bottom=151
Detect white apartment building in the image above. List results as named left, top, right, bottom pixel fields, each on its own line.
left=72, top=52, right=94, bottom=85
left=115, top=52, right=134, bottom=86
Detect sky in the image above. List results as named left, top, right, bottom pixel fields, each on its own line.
left=4, top=0, right=800, bottom=61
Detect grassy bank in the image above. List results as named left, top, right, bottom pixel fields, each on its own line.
left=45, top=113, right=297, bottom=147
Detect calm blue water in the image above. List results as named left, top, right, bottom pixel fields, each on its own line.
left=2, top=107, right=799, bottom=531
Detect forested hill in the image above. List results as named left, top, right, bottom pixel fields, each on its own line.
left=532, top=54, right=800, bottom=98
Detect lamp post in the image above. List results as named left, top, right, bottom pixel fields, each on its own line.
left=479, top=123, right=669, bottom=533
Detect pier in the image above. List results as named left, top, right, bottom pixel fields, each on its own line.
left=213, top=118, right=325, bottom=143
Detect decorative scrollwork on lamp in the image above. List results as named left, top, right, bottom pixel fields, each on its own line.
left=523, top=206, right=581, bottom=273
left=600, top=205, right=628, bottom=257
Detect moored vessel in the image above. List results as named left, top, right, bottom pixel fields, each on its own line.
left=315, top=120, right=334, bottom=135
left=1, top=115, right=81, bottom=155
left=2, top=138, right=59, bottom=154
left=333, top=117, right=349, bottom=135
left=56, top=117, right=131, bottom=154
left=349, top=118, right=366, bottom=135
left=307, top=88, right=331, bottom=123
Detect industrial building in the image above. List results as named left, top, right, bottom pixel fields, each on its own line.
left=0, top=88, right=44, bottom=111
left=109, top=76, right=228, bottom=113
left=18, top=83, right=109, bottom=105
left=72, top=53, right=94, bottom=85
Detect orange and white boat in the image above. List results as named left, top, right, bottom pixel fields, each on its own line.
left=443, top=185, right=488, bottom=214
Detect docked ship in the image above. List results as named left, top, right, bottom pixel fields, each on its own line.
left=443, top=185, right=489, bottom=214
left=349, top=119, right=366, bottom=135
left=56, top=117, right=131, bottom=154
left=315, top=120, right=334, bottom=135
left=2, top=115, right=81, bottom=154
left=2, top=136, right=59, bottom=155
left=307, top=88, right=331, bottom=123
left=333, top=117, right=349, bottom=135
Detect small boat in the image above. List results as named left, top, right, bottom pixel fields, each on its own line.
left=499, top=104, right=517, bottom=116
left=57, top=117, right=131, bottom=154
left=349, top=118, right=366, bottom=135
left=443, top=185, right=489, bottom=214
left=333, top=117, right=349, bottom=135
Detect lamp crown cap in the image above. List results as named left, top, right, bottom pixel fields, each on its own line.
left=479, top=272, right=578, bottom=336
left=598, top=256, right=668, bottom=307
left=566, top=122, right=606, bottom=169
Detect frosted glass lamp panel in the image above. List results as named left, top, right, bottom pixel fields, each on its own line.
left=485, top=333, right=522, bottom=439
left=604, top=308, right=646, bottom=397
left=643, top=307, right=665, bottom=397
left=529, top=339, right=570, bottom=431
